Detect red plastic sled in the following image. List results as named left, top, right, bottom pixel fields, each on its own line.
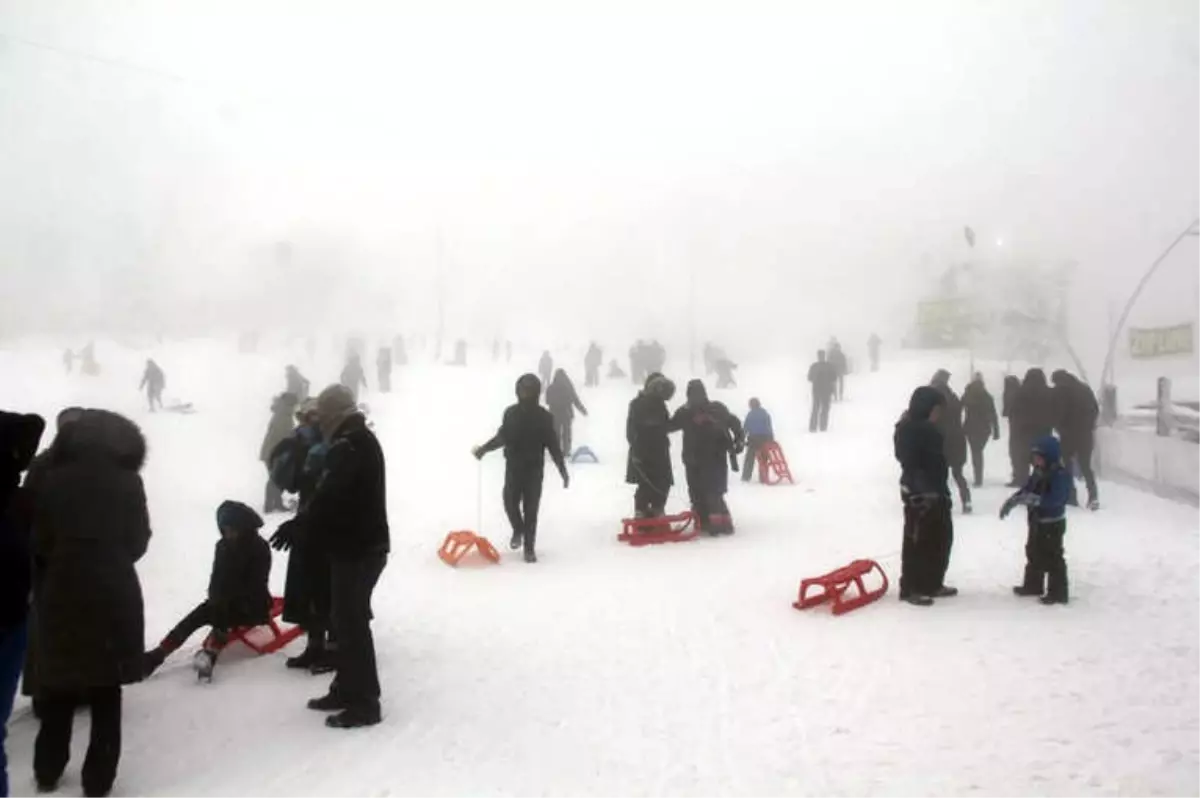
left=438, top=531, right=501, bottom=567
left=757, top=442, right=794, bottom=485
left=226, top=597, right=305, bottom=655
left=793, top=560, right=889, bottom=615
left=618, top=511, right=698, bottom=546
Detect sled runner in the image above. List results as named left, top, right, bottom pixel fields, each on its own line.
left=757, top=442, right=794, bottom=485
left=618, top=511, right=698, bottom=546
left=226, top=597, right=305, bottom=655
left=438, top=530, right=501, bottom=567
left=793, top=559, right=888, bottom=615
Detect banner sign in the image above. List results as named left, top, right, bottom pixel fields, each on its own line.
left=1129, top=323, right=1194, bottom=359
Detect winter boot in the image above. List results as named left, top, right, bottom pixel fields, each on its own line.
left=961, top=501, right=973, bottom=515
left=325, top=703, right=382, bottom=729
left=307, top=691, right=348, bottom=712
left=1088, top=498, right=1100, bottom=511
left=901, top=594, right=934, bottom=607
left=286, top=633, right=325, bottom=670
left=1013, top=565, right=1044, bottom=596
left=1043, top=563, right=1069, bottom=605
left=193, top=649, right=216, bottom=682
left=310, top=641, right=338, bottom=675
left=933, top=586, right=959, bottom=598
left=509, top=531, right=524, bottom=551
left=523, top=549, right=538, bottom=564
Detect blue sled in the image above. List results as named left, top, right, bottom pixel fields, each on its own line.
left=570, top=446, right=599, bottom=464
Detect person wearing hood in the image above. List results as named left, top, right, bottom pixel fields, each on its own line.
left=930, top=370, right=972, bottom=513
left=285, top=365, right=310, bottom=403
left=544, top=369, right=588, bottom=457
left=474, top=374, right=569, bottom=564
left=1051, top=370, right=1100, bottom=510
left=584, top=342, right=602, bottom=387
left=270, top=385, right=389, bottom=729
left=1000, top=435, right=1072, bottom=604
left=1, top=411, right=46, bottom=798
left=272, top=397, right=335, bottom=674
left=625, top=373, right=678, bottom=518
left=260, top=393, right=298, bottom=514
left=26, top=409, right=152, bottom=797
left=670, top=380, right=744, bottom=535
left=807, top=351, right=837, bottom=432
left=962, top=373, right=1001, bottom=488
left=340, top=354, right=367, bottom=402
left=894, top=386, right=957, bottom=606
left=1001, top=375, right=1023, bottom=486
left=1010, top=368, right=1055, bottom=484
left=142, top=501, right=271, bottom=681
left=139, top=358, right=166, bottom=412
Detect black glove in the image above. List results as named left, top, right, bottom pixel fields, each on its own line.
left=270, top=520, right=297, bottom=552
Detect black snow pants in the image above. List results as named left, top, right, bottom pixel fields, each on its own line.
left=950, top=465, right=972, bottom=509
left=329, top=552, right=387, bottom=712
left=264, top=464, right=286, bottom=513
left=899, top=496, right=954, bottom=598
left=34, top=686, right=122, bottom=796
left=741, top=434, right=773, bottom=482
left=504, top=464, right=545, bottom=554
left=1017, top=519, right=1068, bottom=600
left=1060, top=435, right=1098, bottom=506
left=809, top=391, right=832, bottom=432
left=160, top=601, right=238, bottom=653
left=1008, top=423, right=1029, bottom=485
left=551, top=412, right=573, bottom=458
left=684, top=460, right=729, bottom=531
left=968, top=436, right=988, bottom=487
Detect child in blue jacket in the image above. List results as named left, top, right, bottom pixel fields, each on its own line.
left=1000, top=435, right=1072, bottom=604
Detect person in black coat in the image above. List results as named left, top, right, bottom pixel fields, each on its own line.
left=894, top=386, right=956, bottom=606
left=961, top=373, right=1001, bottom=487
left=1051, top=370, right=1100, bottom=509
left=376, top=347, right=393, bottom=393
left=260, top=393, right=298, bottom=514
left=827, top=341, right=848, bottom=401
left=1001, top=375, right=1022, bottom=486
left=670, top=380, right=744, bottom=534
left=537, top=351, right=554, bottom=389
left=340, top=354, right=367, bottom=402
left=142, top=501, right=271, bottom=681
left=271, top=385, right=389, bottom=729
left=625, top=373, right=677, bottom=518
left=139, top=359, right=165, bottom=412
left=26, top=410, right=151, bottom=797
left=544, top=369, right=588, bottom=457
left=0, top=411, right=46, bottom=798
left=807, top=351, right=837, bottom=432
left=584, top=343, right=602, bottom=387
left=1011, top=368, right=1055, bottom=485
left=474, top=374, right=570, bottom=563
left=930, top=370, right=972, bottom=512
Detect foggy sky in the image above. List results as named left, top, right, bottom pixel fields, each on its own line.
left=0, top=0, right=1196, bottom=369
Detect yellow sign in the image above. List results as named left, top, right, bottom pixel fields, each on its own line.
left=1129, top=324, right=1194, bottom=359
left=916, top=298, right=964, bottom=328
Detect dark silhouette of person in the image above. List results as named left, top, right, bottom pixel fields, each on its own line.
left=807, top=351, right=837, bottom=432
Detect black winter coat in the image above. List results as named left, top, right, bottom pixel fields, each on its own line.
left=1052, top=374, right=1099, bottom=445
left=301, top=413, right=389, bottom=561
left=27, top=410, right=151, bottom=692
left=808, top=361, right=838, bottom=397
left=544, top=373, right=587, bottom=421
left=670, top=398, right=741, bottom=496
left=931, top=383, right=968, bottom=467
left=208, top=532, right=272, bottom=626
left=1013, top=371, right=1055, bottom=440
left=895, top=387, right=949, bottom=498
left=625, top=391, right=674, bottom=488
left=478, top=399, right=566, bottom=474
left=961, top=382, right=1000, bottom=445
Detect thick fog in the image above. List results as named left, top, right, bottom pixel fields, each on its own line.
left=1, top=0, right=1196, bottom=369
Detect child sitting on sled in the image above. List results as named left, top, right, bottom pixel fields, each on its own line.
left=143, top=500, right=272, bottom=680
left=999, top=435, right=1072, bottom=605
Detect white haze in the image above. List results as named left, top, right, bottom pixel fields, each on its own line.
left=0, top=0, right=1197, bottom=371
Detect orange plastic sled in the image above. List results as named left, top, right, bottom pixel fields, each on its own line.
left=438, top=531, right=501, bottom=567
left=793, top=559, right=889, bottom=615
left=756, top=442, right=795, bottom=485
left=617, top=511, right=698, bottom=546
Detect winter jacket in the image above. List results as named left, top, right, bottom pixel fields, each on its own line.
left=744, top=406, right=774, bottom=438
left=260, top=394, right=298, bottom=463
left=1001, top=376, right=1021, bottom=419
left=962, top=381, right=1000, bottom=444
left=894, top=386, right=949, bottom=499
left=670, top=381, right=741, bottom=467
left=625, top=380, right=676, bottom=488
left=478, top=398, right=566, bottom=474
left=1005, top=435, right=1072, bottom=524
left=300, top=413, right=389, bottom=560
left=931, top=380, right=968, bottom=467
left=208, top=530, right=272, bottom=626
left=828, top=346, right=848, bottom=377
left=0, top=412, right=46, bottom=629
left=27, top=410, right=151, bottom=691
left=544, top=371, right=587, bottom=421
left=1013, top=369, right=1055, bottom=440
left=140, top=361, right=165, bottom=393
left=808, top=360, right=838, bottom=398
left=340, top=361, right=367, bottom=391
left=1051, top=371, right=1099, bottom=445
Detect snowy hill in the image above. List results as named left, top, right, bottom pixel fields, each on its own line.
left=2, top=340, right=1197, bottom=797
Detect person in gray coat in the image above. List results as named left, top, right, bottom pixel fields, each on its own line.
left=261, top=393, right=298, bottom=513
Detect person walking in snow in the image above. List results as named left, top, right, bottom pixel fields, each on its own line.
left=930, top=370, right=972, bottom=513
left=962, top=373, right=1000, bottom=487
left=340, top=354, right=367, bottom=403
left=625, top=373, right=677, bottom=518
left=868, top=333, right=881, bottom=372
left=714, top=358, right=738, bottom=389
left=260, top=393, right=298, bottom=514
left=741, top=398, right=775, bottom=483
left=1001, top=435, right=1072, bottom=604
left=473, top=374, right=570, bottom=563
left=0, top=411, right=45, bottom=798
left=544, top=369, right=588, bottom=457
left=894, top=386, right=957, bottom=606
left=537, top=351, right=554, bottom=390
left=1001, top=375, right=1023, bottom=486
left=1050, top=370, right=1100, bottom=510
left=142, top=501, right=271, bottom=681
left=139, top=358, right=165, bottom=412
left=270, top=385, right=389, bottom=729
left=807, top=350, right=837, bottom=432
left=670, top=380, right=743, bottom=535
left=584, top=342, right=602, bottom=387
left=376, top=347, right=393, bottom=394
left=26, top=410, right=151, bottom=796
left=827, top=340, right=848, bottom=401
left=1010, top=368, right=1055, bottom=485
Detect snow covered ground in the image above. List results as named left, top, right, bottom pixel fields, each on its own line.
left=2, top=339, right=1197, bottom=797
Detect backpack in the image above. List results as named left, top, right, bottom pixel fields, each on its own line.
left=268, top=432, right=310, bottom=493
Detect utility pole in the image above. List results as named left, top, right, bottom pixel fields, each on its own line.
left=434, top=227, right=445, bottom=362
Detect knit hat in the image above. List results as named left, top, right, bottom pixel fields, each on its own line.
left=515, top=373, right=541, bottom=401
left=316, top=383, right=358, bottom=438
left=216, top=500, right=263, bottom=534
